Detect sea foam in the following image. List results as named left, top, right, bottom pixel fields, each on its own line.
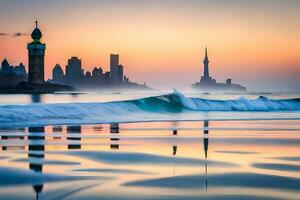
left=0, top=91, right=299, bottom=127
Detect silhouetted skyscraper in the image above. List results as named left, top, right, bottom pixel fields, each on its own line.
left=27, top=20, right=45, bottom=84
left=52, top=64, right=64, bottom=84
left=1, top=58, right=13, bottom=74
left=65, top=57, right=83, bottom=85
left=110, top=54, right=119, bottom=85
left=118, top=64, right=124, bottom=84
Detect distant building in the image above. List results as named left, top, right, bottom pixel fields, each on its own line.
left=92, top=67, right=102, bottom=78
left=117, top=64, right=124, bottom=84
left=0, top=21, right=74, bottom=93
left=124, top=76, right=129, bottom=84
left=0, top=59, right=27, bottom=88
left=50, top=54, right=147, bottom=89
left=14, top=63, right=27, bottom=76
left=103, top=72, right=111, bottom=84
left=65, top=57, right=84, bottom=86
left=192, top=47, right=246, bottom=91
left=1, top=59, right=13, bottom=74
left=85, top=71, right=92, bottom=82
left=110, top=54, right=120, bottom=85
left=199, top=47, right=217, bottom=86
left=27, top=20, right=46, bottom=84
left=1, top=60, right=26, bottom=76
left=52, top=64, right=64, bottom=84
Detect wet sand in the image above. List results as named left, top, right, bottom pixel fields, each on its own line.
left=0, top=120, right=300, bottom=200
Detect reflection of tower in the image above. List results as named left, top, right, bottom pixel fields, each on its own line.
left=172, top=129, right=178, bottom=176
left=110, top=123, right=119, bottom=150
left=203, top=120, right=209, bottom=191
left=31, top=94, right=41, bottom=103
left=27, top=20, right=46, bottom=84
left=28, top=127, right=45, bottom=200
left=67, top=126, right=81, bottom=150
left=172, top=145, right=177, bottom=176
left=93, top=125, right=103, bottom=132
left=173, top=129, right=177, bottom=135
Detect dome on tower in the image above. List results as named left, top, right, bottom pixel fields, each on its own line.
left=31, top=20, right=42, bottom=41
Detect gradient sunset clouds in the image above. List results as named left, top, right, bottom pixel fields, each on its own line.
left=0, top=0, right=299, bottom=90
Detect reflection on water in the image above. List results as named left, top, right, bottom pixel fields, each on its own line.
left=28, top=127, right=45, bottom=200
left=204, top=120, right=209, bottom=191
left=110, top=123, right=120, bottom=150
left=0, top=120, right=300, bottom=200
left=31, top=94, right=42, bottom=103
left=67, top=126, right=81, bottom=150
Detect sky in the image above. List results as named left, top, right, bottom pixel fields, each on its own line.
left=0, top=0, right=299, bottom=90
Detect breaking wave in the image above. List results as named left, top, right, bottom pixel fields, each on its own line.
left=0, top=90, right=299, bottom=127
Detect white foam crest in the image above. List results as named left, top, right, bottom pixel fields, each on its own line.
left=0, top=91, right=299, bottom=127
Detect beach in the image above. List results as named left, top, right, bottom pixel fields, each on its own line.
left=0, top=120, right=300, bottom=200
left=0, top=91, right=300, bottom=199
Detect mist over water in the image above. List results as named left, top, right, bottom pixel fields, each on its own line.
left=0, top=90, right=300, bottom=128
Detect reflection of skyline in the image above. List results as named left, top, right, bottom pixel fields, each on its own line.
left=172, top=144, right=177, bottom=177
left=0, top=122, right=211, bottom=196
left=31, top=94, right=42, bottom=103
left=203, top=120, right=209, bottom=191
left=1, top=134, right=25, bottom=151
left=110, top=123, right=120, bottom=150
left=0, top=125, right=83, bottom=199
left=0, top=120, right=299, bottom=199
left=52, top=126, right=63, bottom=140
left=67, top=126, right=82, bottom=150
left=28, top=127, right=45, bottom=200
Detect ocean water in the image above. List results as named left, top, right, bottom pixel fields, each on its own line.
left=0, top=90, right=300, bottom=200
left=0, top=90, right=300, bottom=128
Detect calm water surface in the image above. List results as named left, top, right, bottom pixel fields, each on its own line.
left=0, top=120, right=300, bottom=200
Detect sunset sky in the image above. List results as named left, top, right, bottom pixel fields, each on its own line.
left=0, top=0, right=299, bottom=90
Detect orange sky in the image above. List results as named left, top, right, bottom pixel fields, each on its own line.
left=0, top=0, right=299, bottom=90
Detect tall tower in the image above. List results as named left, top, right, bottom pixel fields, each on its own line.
left=110, top=54, right=119, bottom=85
left=203, top=47, right=210, bottom=80
left=27, top=20, right=46, bottom=84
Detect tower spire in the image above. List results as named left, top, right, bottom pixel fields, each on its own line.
left=35, top=18, right=38, bottom=28
left=203, top=46, right=210, bottom=79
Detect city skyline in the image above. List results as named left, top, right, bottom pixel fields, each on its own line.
left=0, top=19, right=146, bottom=91
left=0, top=0, right=300, bottom=90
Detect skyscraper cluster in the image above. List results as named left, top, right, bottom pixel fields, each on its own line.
left=0, top=59, right=27, bottom=88
left=1, top=59, right=27, bottom=76
left=51, top=54, right=140, bottom=89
